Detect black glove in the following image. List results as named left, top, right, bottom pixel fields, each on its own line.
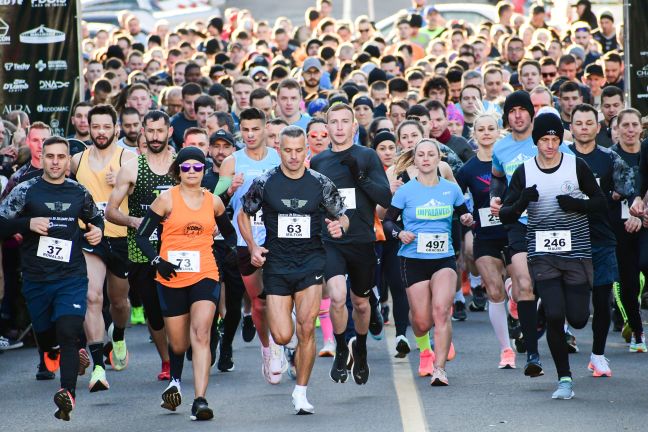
left=519, top=185, right=539, bottom=205
left=556, top=195, right=585, bottom=212
left=340, top=154, right=362, bottom=180
left=152, top=256, right=179, bottom=281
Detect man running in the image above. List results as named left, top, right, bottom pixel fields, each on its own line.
left=0, top=136, right=104, bottom=420
left=310, top=103, right=391, bottom=385
left=70, top=104, right=136, bottom=391
left=240, top=125, right=348, bottom=414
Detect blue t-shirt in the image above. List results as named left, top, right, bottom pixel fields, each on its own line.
left=391, top=177, right=464, bottom=259
left=291, top=113, right=312, bottom=131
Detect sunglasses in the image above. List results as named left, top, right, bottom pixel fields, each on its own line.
left=180, top=162, right=205, bottom=173
left=309, top=131, right=328, bottom=138
left=253, top=75, right=268, bottom=82
left=542, top=72, right=557, bottom=77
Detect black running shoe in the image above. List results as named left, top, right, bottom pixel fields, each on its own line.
left=395, top=335, right=411, bottom=358
left=241, top=315, right=256, bottom=343
left=369, top=304, right=384, bottom=340
left=329, top=348, right=350, bottom=383
left=217, top=343, right=235, bottom=372
left=349, top=338, right=370, bottom=385
left=514, top=336, right=527, bottom=354
left=468, top=286, right=487, bottom=311
left=524, top=353, right=544, bottom=377
left=190, top=397, right=213, bottom=421
left=508, top=315, right=522, bottom=340
left=54, top=388, right=74, bottom=421
left=565, top=330, right=579, bottom=354
left=37, top=363, right=55, bottom=381
left=451, top=301, right=467, bottom=321
left=161, top=381, right=182, bottom=412
left=381, top=304, right=391, bottom=324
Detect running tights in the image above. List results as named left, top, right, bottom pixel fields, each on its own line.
left=615, top=228, right=643, bottom=341
left=535, top=278, right=590, bottom=378
left=591, top=284, right=612, bottom=355
left=220, top=258, right=245, bottom=349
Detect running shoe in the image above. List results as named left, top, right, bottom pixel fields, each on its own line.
left=349, top=338, right=370, bottom=385
left=381, top=304, right=391, bottom=325
left=89, top=365, right=109, bottom=392
left=514, top=336, right=527, bottom=354
left=190, top=397, right=213, bottom=421
left=292, top=389, right=314, bottom=415
left=369, top=304, right=384, bottom=340
left=157, top=361, right=171, bottom=381
left=285, top=347, right=297, bottom=380
left=78, top=348, right=90, bottom=376
left=418, top=349, right=435, bottom=377
left=469, top=286, right=488, bottom=312
left=447, top=342, right=456, bottom=361
left=130, top=306, right=145, bottom=325
left=451, top=301, right=467, bottom=321
left=395, top=335, right=411, bottom=358
left=108, top=325, right=129, bottom=371
left=36, top=362, right=55, bottom=381
left=54, top=388, right=75, bottom=422
left=44, top=348, right=61, bottom=373
left=430, top=367, right=448, bottom=386
left=0, top=335, right=23, bottom=351
left=524, top=353, right=544, bottom=377
left=329, top=347, right=350, bottom=383
left=565, top=329, right=579, bottom=353
left=318, top=340, right=336, bottom=357
left=241, top=315, right=255, bottom=342
left=629, top=334, right=647, bottom=353
left=270, top=341, right=287, bottom=380
left=508, top=315, right=522, bottom=340
left=218, top=343, right=235, bottom=372
left=262, top=349, right=273, bottom=384
left=498, top=348, right=516, bottom=369
left=588, top=354, right=611, bottom=377
left=161, top=379, right=182, bottom=411
left=622, top=323, right=632, bottom=344
left=551, top=377, right=574, bottom=400
left=505, top=278, right=517, bottom=319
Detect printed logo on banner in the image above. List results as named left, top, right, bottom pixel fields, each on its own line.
left=37, top=105, right=69, bottom=113
left=19, top=25, right=65, bottom=44
left=0, top=0, right=23, bottom=5
left=31, top=0, right=66, bottom=6
left=4, top=63, right=30, bottom=71
left=39, top=80, right=70, bottom=90
left=3, top=79, right=29, bottom=93
left=35, top=59, right=67, bottom=72
left=49, top=119, right=64, bottom=136
left=0, top=18, right=11, bottom=45
left=636, top=64, right=648, bottom=78
left=2, top=104, right=31, bottom=114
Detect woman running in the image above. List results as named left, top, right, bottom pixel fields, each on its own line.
left=136, top=147, right=235, bottom=420
left=383, top=139, right=473, bottom=386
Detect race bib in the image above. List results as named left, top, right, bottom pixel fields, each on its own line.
left=478, top=207, right=501, bottom=227
left=96, top=202, right=107, bottom=218
left=167, top=251, right=200, bottom=272
left=535, top=231, right=571, bottom=253
left=621, top=199, right=630, bottom=220
left=251, top=209, right=264, bottom=227
left=416, top=233, right=449, bottom=254
left=37, top=236, right=72, bottom=262
left=339, top=188, right=356, bottom=210
left=278, top=214, right=311, bottom=238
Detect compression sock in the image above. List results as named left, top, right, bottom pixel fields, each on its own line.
left=168, top=345, right=184, bottom=381
left=355, top=333, right=367, bottom=351
left=415, top=333, right=432, bottom=351
left=488, top=300, right=511, bottom=351
left=319, top=298, right=334, bottom=343
left=518, top=300, right=539, bottom=355
left=334, top=333, right=347, bottom=352
left=111, top=326, right=125, bottom=342
left=89, top=343, right=105, bottom=368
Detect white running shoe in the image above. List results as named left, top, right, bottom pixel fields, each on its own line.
left=292, top=389, right=314, bottom=415
left=588, top=354, right=611, bottom=377
left=262, top=349, right=273, bottom=384
left=318, top=340, right=336, bottom=357
left=270, top=341, right=287, bottom=374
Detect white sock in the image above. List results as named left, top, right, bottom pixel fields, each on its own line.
left=564, top=323, right=569, bottom=332
left=488, top=300, right=511, bottom=351
left=170, top=377, right=181, bottom=391
left=469, top=273, right=482, bottom=288
left=293, top=385, right=307, bottom=396
left=454, top=290, right=465, bottom=303
left=262, top=346, right=271, bottom=356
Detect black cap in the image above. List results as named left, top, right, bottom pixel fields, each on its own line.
left=409, top=14, right=423, bottom=28
left=210, top=129, right=235, bottom=147
left=406, top=104, right=429, bottom=118
left=353, top=96, right=374, bottom=110
left=176, top=146, right=206, bottom=165
left=368, top=68, right=388, bottom=86
left=584, top=63, right=604, bottom=77
left=341, top=82, right=360, bottom=100
left=372, top=130, right=396, bottom=148
left=532, top=112, right=564, bottom=145
left=364, top=44, right=381, bottom=59
left=503, top=90, right=535, bottom=127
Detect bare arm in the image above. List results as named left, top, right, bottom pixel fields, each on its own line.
left=105, top=158, right=139, bottom=229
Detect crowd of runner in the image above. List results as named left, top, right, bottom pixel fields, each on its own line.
left=1, top=0, right=648, bottom=422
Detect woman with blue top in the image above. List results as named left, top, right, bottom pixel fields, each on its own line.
left=383, top=139, right=473, bottom=386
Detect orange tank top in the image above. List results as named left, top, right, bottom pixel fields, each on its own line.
left=157, top=186, right=219, bottom=287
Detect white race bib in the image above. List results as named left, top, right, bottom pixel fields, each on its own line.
left=37, top=236, right=72, bottom=262
left=621, top=199, right=630, bottom=220
left=478, top=207, right=501, bottom=227
left=535, top=231, right=571, bottom=253
left=96, top=202, right=107, bottom=218
left=278, top=214, right=311, bottom=238
left=339, top=188, right=356, bottom=210
left=251, top=209, right=264, bottom=227
left=416, top=233, right=449, bottom=254
left=167, top=251, right=200, bottom=272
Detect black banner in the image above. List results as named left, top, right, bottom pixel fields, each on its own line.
left=627, top=0, right=648, bottom=115
left=0, top=0, right=82, bottom=136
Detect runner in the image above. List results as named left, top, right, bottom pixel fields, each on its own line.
left=135, top=146, right=235, bottom=420
left=383, top=138, right=473, bottom=386
left=105, top=110, right=175, bottom=381
left=70, top=104, right=136, bottom=391
left=0, top=136, right=104, bottom=420
left=240, top=125, right=348, bottom=414
left=310, top=103, right=391, bottom=385
left=214, top=107, right=284, bottom=383
left=500, top=112, right=607, bottom=399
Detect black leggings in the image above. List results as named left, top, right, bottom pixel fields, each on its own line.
left=615, top=226, right=643, bottom=339
left=377, top=240, right=410, bottom=336
left=592, top=283, right=612, bottom=355
left=128, top=263, right=164, bottom=331
left=215, top=242, right=246, bottom=348
left=535, top=278, right=590, bottom=379
left=36, top=316, right=84, bottom=393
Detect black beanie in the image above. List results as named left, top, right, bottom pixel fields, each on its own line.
left=532, top=113, right=564, bottom=146
left=368, top=68, right=388, bottom=86
left=372, top=130, right=396, bottom=148
left=503, top=90, right=534, bottom=127
left=176, top=146, right=207, bottom=165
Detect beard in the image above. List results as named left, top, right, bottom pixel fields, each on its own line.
left=146, top=138, right=168, bottom=154
left=91, top=133, right=115, bottom=149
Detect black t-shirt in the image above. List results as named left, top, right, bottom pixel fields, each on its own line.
left=242, top=166, right=345, bottom=274
left=310, top=144, right=391, bottom=244
left=0, top=177, right=104, bottom=281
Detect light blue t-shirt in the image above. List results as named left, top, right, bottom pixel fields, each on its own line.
left=291, top=113, right=312, bottom=131
left=392, top=177, right=465, bottom=259
left=231, top=147, right=281, bottom=247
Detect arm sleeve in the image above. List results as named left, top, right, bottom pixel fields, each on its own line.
left=490, top=173, right=508, bottom=200
left=638, top=140, right=648, bottom=198
left=610, top=149, right=636, bottom=199
left=214, top=176, right=232, bottom=196
left=79, top=187, right=105, bottom=232
left=573, top=158, right=608, bottom=213
left=215, top=212, right=237, bottom=248
left=319, top=174, right=347, bottom=219
left=135, top=208, right=163, bottom=262
left=382, top=206, right=403, bottom=239
left=356, top=150, right=392, bottom=208
left=441, top=145, right=464, bottom=174
left=455, top=167, right=468, bottom=194
left=0, top=183, right=31, bottom=238
left=499, top=168, right=526, bottom=224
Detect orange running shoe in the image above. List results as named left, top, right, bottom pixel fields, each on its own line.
left=78, top=348, right=90, bottom=376
left=498, top=348, right=516, bottom=369
left=418, top=349, right=435, bottom=376
left=447, top=342, right=456, bottom=361
left=44, top=349, right=61, bottom=373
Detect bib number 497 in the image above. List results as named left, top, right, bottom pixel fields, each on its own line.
left=416, top=233, right=449, bottom=254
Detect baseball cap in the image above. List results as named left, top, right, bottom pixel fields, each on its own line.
left=302, top=57, right=323, bottom=73
left=599, top=10, right=614, bottom=22
left=249, top=66, right=269, bottom=78
left=584, top=63, right=604, bottom=77
left=210, top=129, right=235, bottom=147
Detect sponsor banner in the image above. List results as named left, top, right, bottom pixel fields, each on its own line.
left=628, top=0, right=648, bottom=114
left=0, top=0, right=81, bottom=135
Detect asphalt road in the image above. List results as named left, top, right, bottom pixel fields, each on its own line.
left=1, top=303, right=645, bottom=432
